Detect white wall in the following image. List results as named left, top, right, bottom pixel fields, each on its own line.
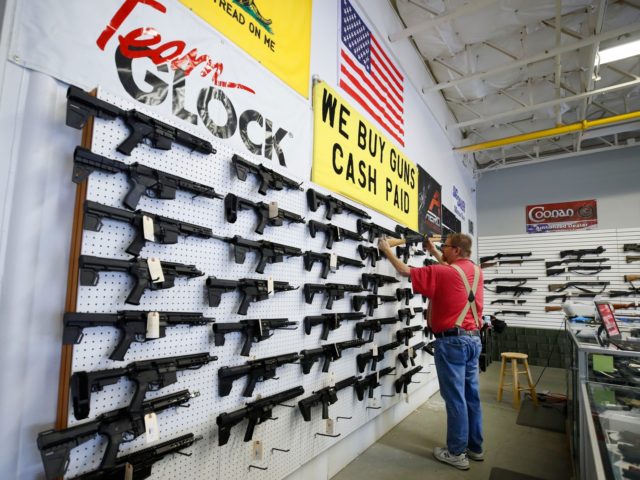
left=477, top=146, right=640, bottom=236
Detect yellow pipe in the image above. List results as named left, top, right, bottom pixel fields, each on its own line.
left=454, top=110, right=640, bottom=153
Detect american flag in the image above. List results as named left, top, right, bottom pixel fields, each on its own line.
left=340, top=0, right=405, bottom=147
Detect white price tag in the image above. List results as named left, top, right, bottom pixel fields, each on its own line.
left=142, top=215, right=155, bottom=242
left=376, top=371, right=380, bottom=383
left=372, top=343, right=379, bottom=357
left=335, top=226, right=342, bottom=240
left=146, top=311, right=160, bottom=339
left=329, top=253, right=338, bottom=272
left=147, top=258, right=165, bottom=283
left=144, top=412, right=160, bottom=443
left=328, top=371, right=336, bottom=388
left=252, top=440, right=263, bottom=461
left=268, top=201, right=278, bottom=219
left=258, top=319, right=264, bottom=337
left=409, top=306, right=415, bottom=316
left=124, top=463, right=134, bottom=480
left=267, top=277, right=274, bottom=297
left=377, top=296, right=382, bottom=306
left=405, top=390, right=410, bottom=404
left=326, top=418, right=335, bottom=436
left=409, top=347, right=414, bottom=358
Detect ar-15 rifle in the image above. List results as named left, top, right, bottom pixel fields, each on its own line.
left=211, top=318, right=297, bottom=356
left=307, top=188, right=371, bottom=220
left=397, top=307, right=425, bottom=325
left=394, top=366, right=424, bottom=394
left=494, top=310, right=529, bottom=316
left=356, top=341, right=402, bottom=372
left=72, top=432, right=201, bottom=480
left=355, top=367, right=396, bottom=400
left=480, top=258, right=543, bottom=269
left=559, top=245, right=606, bottom=259
left=217, top=352, right=301, bottom=397
left=303, top=251, right=365, bottom=279
left=303, top=282, right=364, bottom=309
left=37, top=389, right=196, bottom=479
left=491, top=299, right=527, bottom=305
left=546, top=265, right=611, bottom=276
left=224, top=193, right=305, bottom=234
left=494, top=286, right=535, bottom=297
left=214, top=234, right=302, bottom=273
left=624, top=244, right=640, bottom=252
left=73, top=147, right=223, bottom=210
left=358, top=244, right=387, bottom=266
left=484, top=277, right=537, bottom=284
left=352, top=294, right=397, bottom=316
left=545, top=293, right=596, bottom=303
left=398, top=342, right=426, bottom=368
left=206, top=277, right=298, bottom=314
left=300, top=339, right=366, bottom=374
left=216, top=386, right=304, bottom=446
left=70, top=353, right=215, bottom=420
left=83, top=200, right=214, bottom=257
left=308, top=220, right=364, bottom=249
left=79, top=255, right=204, bottom=305
left=356, top=219, right=400, bottom=242
left=479, top=252, right=532, bottom=263
left=396, top=288, right=414, bottom=305
left=396, top=325, right=423, bottom=346
left=303, top=312, right=366, bottom=341
left=231, top=154, right=303, bottom=195
left=362, top=273, right=399, bottom=294
left=547, top=281, right=609, bottom=293
left=545, top=258, right=609, bottom=269
left=355, top=317, right=400, bottom=343
left=63, top=310, right=215, bottom=361
left=66, top=85, right=215, bottom=155
left=392, top=225, right=428, bottom=262
left=298, top=376, right=358, bottom=422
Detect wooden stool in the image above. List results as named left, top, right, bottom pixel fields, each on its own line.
left=497, top=352, right=539, bottom=409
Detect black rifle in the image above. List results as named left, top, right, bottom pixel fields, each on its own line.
left=216, top=386, right=304, bottom=446
left=215, top=234, right=303, bottom=273
left=303, top=282, right=364, bottom=309
left=396, top=246, right=426, bottom=262
left=303, top=312, right=366, bottom=341
left=609, top=288, right=640, bottom=297
left=396, top=325, right=423, bottom=346
left=494, top=310, right=529, bottom=316
left=356, top=340, right=402, bottom=372
left=217, top=352, right=300, bottom=397
left=352, top=294, right=397, bottom=316
left=394, top=366, right=424, bottom=394
left=484, top=277, right=537, bottom=284
left=300, top=339, right=366, bottom=374
left=397, top=307, right=425, bottom=325
left=73, top=147, right=222, bottom=210
left=211, top=318, right=297, bottom=356
left=83, top=200, right=214, bottom=256
left=479, top=252, right=532, bottom=263
left=356, top=219, right=400, bottom=242
left=37, top=389, right=195, bottom=479
left=79, top=255, right=204, bottom=305
left=71, top=353, right=215, bottom=420
left=490, top=299, right=527, bottom=305
left=547, top=281, right=609, bottom=293
left=66, top=85, right=214, bottom=155
left=307, top=188, right=371, bottom=220
left=424, top=258, right=438, bottom=267
left=396, top=288, right=414, bottom=305
left=394, top=225, right=428, bottom=262
left=494, top=285, right=535, bottom=297
left=398, top=342, right=426, bottom=368
left=362, top=273, right=399, bottom=294
left=545, top=293, right=596, bottom=303
left=231, top=154, right=303, bottom=195
left=545, top=258, right=609, bottom=268
left=308, top=220, right=364, bottom=249
left=559, top=246, right=605, bottom=259
left=224, top=193, right=305, bottom=234
left=355, top=317, right=400, bottom=343
left=624, top=244, right=640, bottom=252
left=303, top=251, right=365, bottom=279
left=546, top=265, right=611, bottom=276
left=355, top=367, right=396, bottom=401
left=480, top=259, right=544, bottom=269
left=298, top=376, right=358, bottom=422
left=358, top=244, right=386, bottom=266
left=424, top=340, right=436, bottom=356
left=206, top=277, right=297, bottom=314
left=71, top=432, right=200, bottom=480
left=63, top=310, right=215, bottom=362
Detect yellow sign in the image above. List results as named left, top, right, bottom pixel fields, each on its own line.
left=181, top=0, right=312, bottom=97
left=312, top=81, right=418, bottom=229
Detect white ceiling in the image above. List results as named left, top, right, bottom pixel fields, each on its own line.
left=390, top=0, right=640, bottom=173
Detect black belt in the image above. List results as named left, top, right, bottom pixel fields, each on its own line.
left=433, top=328, right=480, bottom=338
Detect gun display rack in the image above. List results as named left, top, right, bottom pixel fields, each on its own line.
left=53, top=88, right=435, bottom=479
left=479, top=228, right=640, bottom=329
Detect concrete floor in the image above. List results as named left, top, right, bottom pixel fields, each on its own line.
left=332, top=362, right=572, bottom=480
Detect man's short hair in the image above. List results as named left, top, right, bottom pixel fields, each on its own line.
left=447, top=233, right=473, bottom=258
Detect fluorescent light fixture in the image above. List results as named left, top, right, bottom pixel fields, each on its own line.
left=598, top=38, right=640, bottom=65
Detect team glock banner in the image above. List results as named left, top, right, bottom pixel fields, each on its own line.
left=312, top=81, right=418, bottom=229
left=180, top=0, right=312, bottom=98
left=526, top=199, right=598, bottom=233
left=418, top=166, right=442, bottom=235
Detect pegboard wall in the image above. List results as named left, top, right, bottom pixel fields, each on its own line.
left=60, top=88, right=438, bottom=479
left=479, top=228, right=640, bottom=330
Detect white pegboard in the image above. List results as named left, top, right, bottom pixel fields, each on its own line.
left=478, top=228, right=640, bottom=330
left=61, top=88, right=437, bottom=479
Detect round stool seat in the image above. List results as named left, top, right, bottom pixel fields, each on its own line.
left=497, top=352, right=538, bottom=409
left=501, top=352, right=528, bottom=360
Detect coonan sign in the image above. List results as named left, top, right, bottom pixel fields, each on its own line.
left=526, top=199, right=597, bottom=234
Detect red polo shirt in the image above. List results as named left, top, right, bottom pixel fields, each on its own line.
left=410, top=259, right=484, bottom=333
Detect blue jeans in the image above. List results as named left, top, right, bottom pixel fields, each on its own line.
left=434, top=335, right=483, bottom=455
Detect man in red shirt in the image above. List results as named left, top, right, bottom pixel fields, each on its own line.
left=378, top=233, right=483, bottom=471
